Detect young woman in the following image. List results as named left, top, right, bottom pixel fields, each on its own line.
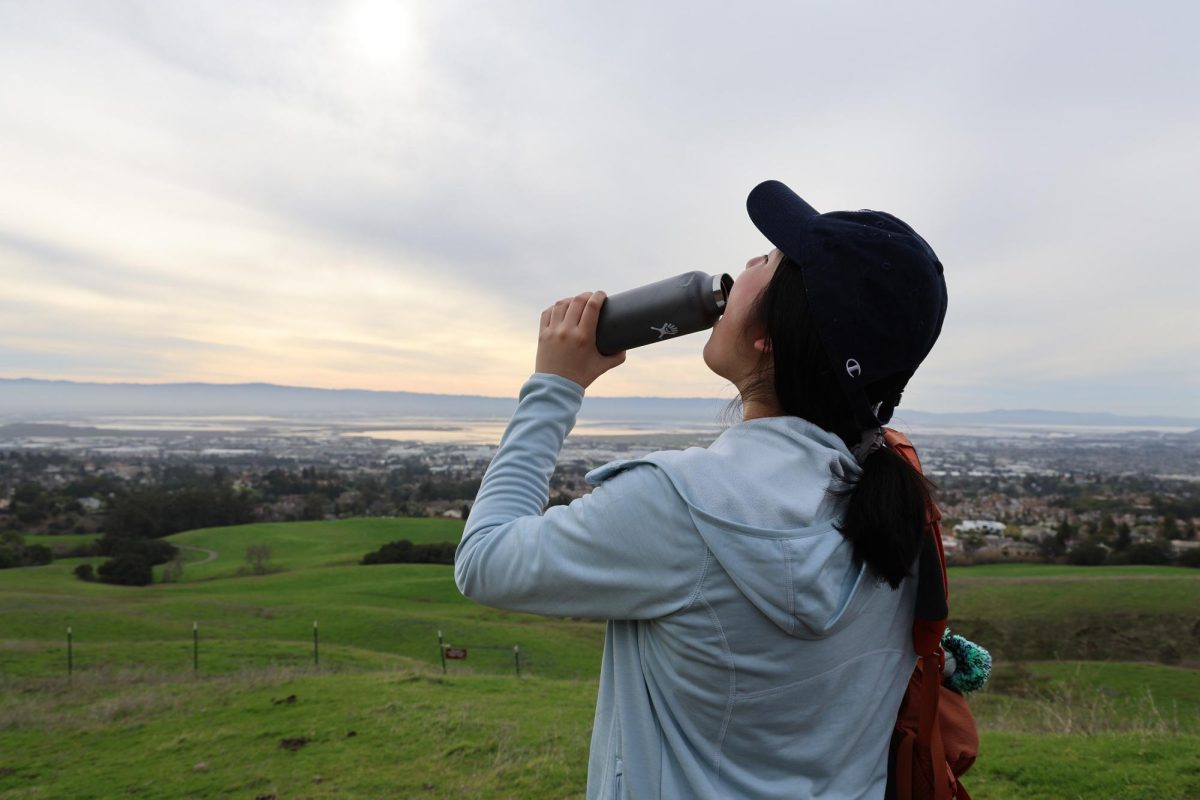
left=455, top=180, right=948, bottom=799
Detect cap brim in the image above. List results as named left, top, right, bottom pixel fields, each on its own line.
left=746, top=180, right=820, bottom=260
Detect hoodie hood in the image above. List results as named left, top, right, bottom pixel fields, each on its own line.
left=586, top=415, right=872, bottom=639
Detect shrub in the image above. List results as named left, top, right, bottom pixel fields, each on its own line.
left=1067, top=541, right=1107, bottom=566
left=73, top=563, right=95, bottom=581
left=0, top=535, right=54, bottom=569
left=22, top=544, right=52, bottom=566
left=245, top=544, right=273, bottom=575
left=97, top=554, right=153, bottom=586
left=98, top=534, right=177, bottom=565
left=161, top=555, right=185, bottom=583
left=361, top=539, right=456, bottom=565
left=62, top=541, right=101, bottom=558
left=1120, top=541, right=1172, bottom=566
left=1177, top=548, right=1200, bottom=568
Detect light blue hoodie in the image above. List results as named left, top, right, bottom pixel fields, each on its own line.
left=455, top=373, right=917, bottom=799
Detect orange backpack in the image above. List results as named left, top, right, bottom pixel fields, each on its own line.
left=883, top=429, right=978, bottom=800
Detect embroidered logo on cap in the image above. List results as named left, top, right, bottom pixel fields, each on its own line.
left=846, top=359, right=862, bottom=378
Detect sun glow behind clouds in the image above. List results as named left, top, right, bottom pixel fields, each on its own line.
left=340, top=0, right=420, bottom=65
left=2, top=3, right=1198, bottom=411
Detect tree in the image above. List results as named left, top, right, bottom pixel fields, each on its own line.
left=1122, top=541, right=1171, bottom=566
left=97, top=554, right=153, bottom=586
left=546, top=492, right=573, bottom=509
left=302, top=494, right=327, bottom=521
left=1159, top=514, right=1180, bottom=540
left=73, top=563, right=95, bottom=581
left=0, top=531, right=25, bottom=569
left=1115, top=522, right=1133, bottom=551
left=245, top=544, right=273, bottom=575
left=1038, top=533, right=1065, bottom=559
left=361, top=539, right=456, bottom=565
left=1067, top=540, right=1107, bottom=566
left=959, top=531, right=986, bottom=556
left=22, top=544, right=52, bottom=566
left=161, top=554, right=185, bottom=583
left=1099, top=513, right=1116, bottom=542
left=1055, top=517, right=1076, bottom=548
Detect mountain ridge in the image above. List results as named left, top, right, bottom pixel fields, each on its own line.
left=2, top=377, right=1197, bottom=429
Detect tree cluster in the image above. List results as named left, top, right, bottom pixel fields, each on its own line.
left=0, top=531, right=52, bottom=569
left=105, top=484, right=252, bottom=539
left=361, top=539, right=456, bottom=566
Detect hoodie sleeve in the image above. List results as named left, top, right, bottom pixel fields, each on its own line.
left=454, top=372, right=705, bottom=620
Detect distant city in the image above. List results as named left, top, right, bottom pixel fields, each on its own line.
left=2, top=377, right=1197, bottom=573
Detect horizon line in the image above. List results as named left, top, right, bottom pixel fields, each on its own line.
left=3, top=375, right=1200, bottom=424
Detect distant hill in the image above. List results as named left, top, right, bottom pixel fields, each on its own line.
left=0, top=376, right=727, bottom=423
left=2, top=377, right=1198, bottom=429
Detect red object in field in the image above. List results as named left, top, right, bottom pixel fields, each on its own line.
left=445, top=647, right=468, bottom=660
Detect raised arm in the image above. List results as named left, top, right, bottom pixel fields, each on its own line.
left=454, top=372, right=705, bottom=619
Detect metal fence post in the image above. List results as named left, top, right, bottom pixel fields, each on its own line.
left=438, top=629, right=446, bottom=675
left=192, top=621, right=198, bottom=673
left=514, top=644, right=521, bottom=678
left=67, top=626, right=72, bottom=677
left=313, top=620, right=319, bottom=666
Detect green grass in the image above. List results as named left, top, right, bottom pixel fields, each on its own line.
left=969, top=732, right=1200, bottom=799
left=0, top=666, right=595, bottom=800
left=949, top=564, right=1195, bottom=578
left=972, top=661, right=1200, bottom=736
left=169, top=517, right=466, bottom=580
left=0, top=519, right=605, bottom=681
left=1016, top=661, right=1200, bottom=726
left=945, top=563, right=1200, bottom=663
left=0, top=663, right=1196, bottom=799
left=949, top=563, right=1200, bottom=617
left=3, top=521, right=1200, bottom=797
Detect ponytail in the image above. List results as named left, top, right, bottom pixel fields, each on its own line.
left=836, top=445, right=935, bottom=589
left=730, top=255, right=938, bottom=589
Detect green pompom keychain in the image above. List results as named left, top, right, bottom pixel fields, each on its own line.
left=940, top=628, right=991, bottom=694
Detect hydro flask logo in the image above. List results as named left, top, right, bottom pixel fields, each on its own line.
left=650, top=322, right=679, bottom=339
left=845, top=359, right=862, bottom=378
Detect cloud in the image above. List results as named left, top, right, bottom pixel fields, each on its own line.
left=0, top=1, right=1196, bottom=413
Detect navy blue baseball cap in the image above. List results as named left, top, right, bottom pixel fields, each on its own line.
left=746, top=180, right=948, bottom=429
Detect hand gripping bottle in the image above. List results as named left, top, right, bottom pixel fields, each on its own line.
left=594, top=271, right=733, bottom=356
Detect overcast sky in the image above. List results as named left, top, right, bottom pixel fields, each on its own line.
left=1, top=1, right=1197, bottom=414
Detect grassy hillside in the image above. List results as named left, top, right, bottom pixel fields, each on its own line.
left=169, top=517, right=467, bottom=579
left=1, top=518, right=604, bottom=681
left=1, top=661, right=1197, bottom=799
left=2, top=520, right=1199, bottom=798
left=948, top=563, right=1200, bottom=663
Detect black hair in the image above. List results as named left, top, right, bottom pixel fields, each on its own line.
left=725, top=255, right=934, bottom=589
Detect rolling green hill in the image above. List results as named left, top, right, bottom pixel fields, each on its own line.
left=2, top=520, right=1198, bottom=798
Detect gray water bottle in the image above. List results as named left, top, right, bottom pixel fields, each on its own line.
left=595, top=271, right=734, bottom=356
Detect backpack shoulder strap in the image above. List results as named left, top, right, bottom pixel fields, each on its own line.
left=884, top=428, right=948, bottom=650
left=884, top=428, right=955, bottom=800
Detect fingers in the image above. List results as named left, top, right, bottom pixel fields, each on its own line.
left=547, top=291, right=601, bottom=328
left=578, top=290, right=606, bottom=331
left=563, top=291, right=593, bottom=327
left=549, top=297, right=570, bottom=326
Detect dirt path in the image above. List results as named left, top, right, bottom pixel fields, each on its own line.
left=176, top=544, right=218, bottom=565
